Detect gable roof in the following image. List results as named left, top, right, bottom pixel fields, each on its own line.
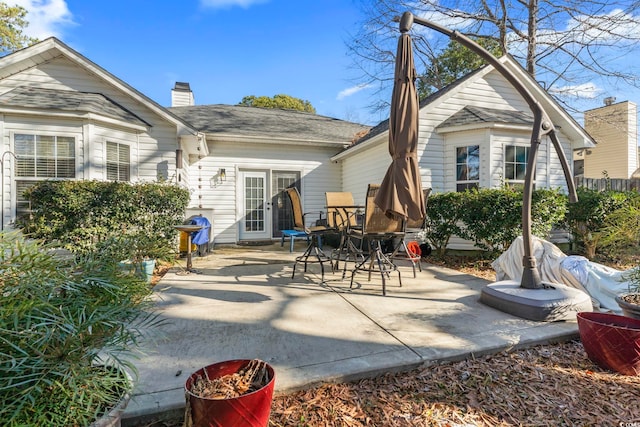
left=0, top=37, right=372, bottom=151
left=436, top=106, right=533, bottom=132
left=356, top=65, right=489, bottom=144
left=0, top=37, right=207, bottom=153
left=334, top=56, right=595, bottom=160
left=170, top=104, right=371, bottom=147
left=0, top=86, right=151, bottom=128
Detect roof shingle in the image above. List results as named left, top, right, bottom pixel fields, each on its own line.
left=0, top=86, right=150, bottom=126
left=438, top=106, right=534, bottom=129
left=169, top=104, right=371, bottom=145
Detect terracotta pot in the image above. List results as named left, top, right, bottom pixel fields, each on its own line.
left=185, top=359, right=275, bottom=427
left=577, top=311, right=640, bottom=376
left=616, top=293, right=640, bottom=320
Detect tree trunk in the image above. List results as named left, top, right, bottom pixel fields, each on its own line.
left=527, top=0, right=538, bottom=77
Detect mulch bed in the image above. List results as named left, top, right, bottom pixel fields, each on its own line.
left=268, top=340, right=640, bottom=426
left=142, top=341, right=640, bottom=427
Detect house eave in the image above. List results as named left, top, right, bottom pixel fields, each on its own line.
left=436, top=122, right=533, bottom=134
left=0, top=107, right=149, bottom=132
left=0, top=38, right=201, bottom=138
left=501, top=57, right=596, bottom=148
left=179, top=133, right=209, bottom=156
left=331, top=131, right=387, bottom=161
left=206, top=133, right=350, bottom=148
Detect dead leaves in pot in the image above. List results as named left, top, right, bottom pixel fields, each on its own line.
left=190, top=359, right=270, bottom=399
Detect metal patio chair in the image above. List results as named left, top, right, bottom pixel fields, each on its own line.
left=285, top=187, right=335, bottom=283
left=349, top=184, right=404, bottom=295
left=325, top=191, right=364, bottom=277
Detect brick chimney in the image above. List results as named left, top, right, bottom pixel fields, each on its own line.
left=171, top=82, right=194, bottom=107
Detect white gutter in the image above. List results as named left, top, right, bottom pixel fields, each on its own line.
left=206, top=133, right=350, bottom=148
left=331, top=131, right=387, bottom=161
left=436, top=122, right=533, bottom=134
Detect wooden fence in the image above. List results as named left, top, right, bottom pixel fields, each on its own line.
left=574, top=177, right=640, bottom=192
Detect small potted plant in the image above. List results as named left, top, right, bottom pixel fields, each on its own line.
left=100, top=229, right=174, bottom=284
left=0, top=231, right=160, bottom=426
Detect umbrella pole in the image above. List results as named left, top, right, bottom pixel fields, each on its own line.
left=399, top=12, right=592, bottom=320
left=399, top=12, right=578, bottom=288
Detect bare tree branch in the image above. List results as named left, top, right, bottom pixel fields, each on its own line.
left=348, top=0, right=640, bottom=115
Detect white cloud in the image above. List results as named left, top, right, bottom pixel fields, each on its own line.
left=548, top=82, right=601, bottom=99
left=414, top=10, right=477, bottom=35
left=525, top=9, right=640, bottom=49
left=200, top=0, right=269, bottom=9
left=565, top=9, right=640, bottom=42
left=337, top=83, right=373, bottom=100
left=12, top=0, right=74, bottom=39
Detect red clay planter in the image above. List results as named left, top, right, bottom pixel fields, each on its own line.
left=184, top=359, right=275, bottom=427
left=577, top=311, right=640, bottom=376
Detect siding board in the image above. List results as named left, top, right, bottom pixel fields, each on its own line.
left=195, top=141, right=343, bottom=244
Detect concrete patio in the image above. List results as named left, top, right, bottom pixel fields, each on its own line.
left=122, top=242, right=580, bottom=425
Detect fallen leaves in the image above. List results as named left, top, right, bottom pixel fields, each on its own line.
left=268, top=341, right=640, bottom=426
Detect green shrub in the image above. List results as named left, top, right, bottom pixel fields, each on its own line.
left=424, top=191, right=464, bottom=256
left=0, top=232, right=160, bottom=426
left=597, top=191, right=640, bottom=259
left=531, top=188, right=568, bottom=237
left=563, top=188, right=630, bottom=259
left=425, top=188, right=567, bottom=256
left=19, top=180, right=190, bottom=260
left=457, top=188, right=523, bottom=254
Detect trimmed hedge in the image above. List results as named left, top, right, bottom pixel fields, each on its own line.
left=425, top=187, right=567, bottom=256
left=19, top=180, right=190, bottom=257
left=423, top=191, right=465, bottom=256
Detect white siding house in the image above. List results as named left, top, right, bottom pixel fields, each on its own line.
left=0, top=38, right=368, bottom=245
left=333, top=56, right=595, bottom=250
left=0, top=39, right=596, bottom=249
left=168, top=103, right=366, bottom=244
left=333, top=56, right=594, bottom=198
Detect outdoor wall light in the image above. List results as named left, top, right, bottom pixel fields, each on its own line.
left=219, top=168, right=226, bottom=182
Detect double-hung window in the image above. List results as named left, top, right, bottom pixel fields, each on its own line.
left=106, top=141, right=130, bottom=181
left=504, top=145, right=531, bottom=188
left=456, top=145, right=480, bottom=191
left=14, top=133, right=76, bottom=216
left=15, top=134, right=76, bottom=179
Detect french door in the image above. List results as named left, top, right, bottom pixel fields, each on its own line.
left=239, top=170, right=300, bottom=241
left=239, top=171, right=269, bottom=240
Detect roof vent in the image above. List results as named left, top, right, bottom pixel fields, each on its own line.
left=171, top=82, right=194, bottom=107
left=603, top=96, right=616, bottom=106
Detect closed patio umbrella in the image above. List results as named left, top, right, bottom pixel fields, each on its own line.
left=375, top=16, right=425, bottom=222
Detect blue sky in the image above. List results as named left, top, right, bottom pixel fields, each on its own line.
left=11, top=0, right=640, bottom=127
left=14, top=0, right=387, bottom=125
